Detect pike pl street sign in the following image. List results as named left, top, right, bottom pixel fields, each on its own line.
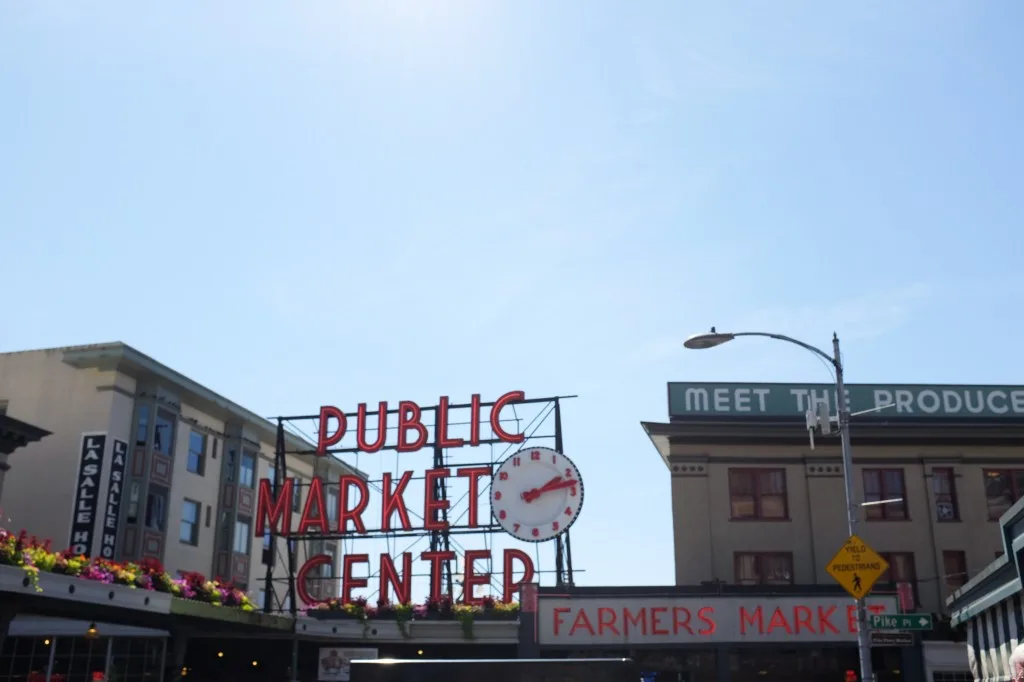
left=869, top=613, right=934, bottom=631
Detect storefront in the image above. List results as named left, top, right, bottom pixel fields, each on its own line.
left=1, top=616, right=167, bottom=681
left=520, top=585, right=928, bottom=682
left=947, top=496, right=1024, bottom=682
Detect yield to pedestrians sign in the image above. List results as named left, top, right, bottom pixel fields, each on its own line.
left=826, top=535, right=889, bottom=600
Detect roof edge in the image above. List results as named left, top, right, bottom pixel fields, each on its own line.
left=59, top=343, right=366, bottom=479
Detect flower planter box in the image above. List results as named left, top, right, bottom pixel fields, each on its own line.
left=473, top=612, right=517, bottom=621
left=170, top=598, right=293, bottom=630
left=0, top=565, right=172, bottom=613
left=465, top=620, right=520, bottom=642
left=296, top=616, right=404, bottom=641
left=307, top=611, right=364, bottom=621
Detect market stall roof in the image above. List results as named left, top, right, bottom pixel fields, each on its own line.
left=947, top=496, right=1024, bottom=627
left=946, top=496, right=1024, bottom=682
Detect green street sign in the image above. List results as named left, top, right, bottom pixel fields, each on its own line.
left=869, top=613, right=934, bottom=631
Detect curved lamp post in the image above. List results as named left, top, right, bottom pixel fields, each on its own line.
left=684, top=328, right=873, bottom=682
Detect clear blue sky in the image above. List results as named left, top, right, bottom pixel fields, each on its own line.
left=2, top=1, right=1022, bottom=592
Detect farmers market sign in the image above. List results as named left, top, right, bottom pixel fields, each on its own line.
left=669, top=383, right=1024, bottom=419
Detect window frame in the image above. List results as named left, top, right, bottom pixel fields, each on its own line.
left=932, top=467, right=960, bottom=522
left=145, top=486, right=168, bottom=532
left=984, top=469, right=1024, bottom=521
left=728, top=468, right=790, bottom=521
left=942, top=550, right=968, bottom=594
left=326, top=486, right=339, bottom=523
left=233, top=518, right=252, bottom=554
left=239, top=451, right=256, bottom=488
left=153, top=408, right=177, bottom=457
left=862, top=468, right=909, bottom=521
left=134, top=404, right=151, bottom=448
left=292, top=477, right=302, bottom=512
left=187, top=431, right=206, bottom=476
left=179, top=499, right=201, bottom=546
left=879, top=551, right=918, bottom=606
left=733, top=552, right=795, bottom=586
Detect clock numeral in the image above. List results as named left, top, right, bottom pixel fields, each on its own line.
left=494, top=491, right=502, bottom=501
left=552, top=454, right=557, bottom=464
left=564, top=507, right=572, bottom=516
left=551, top=521, right=559, bottom=531
left=498, top=510, right=507, bottom=520
left=531, top=528, right=540, bottom=538
left=570, top=486, right=577, bottom=497
left=513, top=523, right=520, bottom=533
left=564, top=468, right=573, bottom=478
left=513, top=456, right=521, bottom=467
left=499, top=472, right=509, bottom=481
left=531, top=450, right=540, bottom=461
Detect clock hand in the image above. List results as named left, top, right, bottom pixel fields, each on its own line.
left=521, top=476, right=562, bottom=503
left=522, top=477, right=578, bottom=503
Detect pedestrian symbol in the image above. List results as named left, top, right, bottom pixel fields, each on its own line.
left=825, top=535, right=888, bottom=600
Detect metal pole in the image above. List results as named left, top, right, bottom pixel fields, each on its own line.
left=833, top=333, right=873, bottom=682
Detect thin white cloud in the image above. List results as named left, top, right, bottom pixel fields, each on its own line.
left=625, top=281, right=938, bottom=368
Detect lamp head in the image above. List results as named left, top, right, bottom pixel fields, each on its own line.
left=683, top=327, right=736, bottom=350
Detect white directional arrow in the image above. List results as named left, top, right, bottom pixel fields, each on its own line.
left=919, top=617, right=929, bottom=626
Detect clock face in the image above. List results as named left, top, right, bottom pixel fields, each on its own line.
left=490, top=447, right=584, bottom=542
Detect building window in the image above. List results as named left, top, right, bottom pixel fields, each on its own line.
left=153, top=409, right=176, bottom=456
left=187, top=431, right=206, bottom=475
left=258, top=589, right=267, bottom=610
left=879, top=552, right=918, bottom=605
left=145, top=486, right=168, bottom=531
left=292, top=478, right=302, bottom=512
left=728, top=469, right=788, bottom=520
left=134, top=405, right=150, bottom=448
left=127, top=481, right=141, bottom=524
left=933, top=468, right=959, bottom=521
left=262, top=531, right=273, bottom=565
left=179, top=499, right=200, bottom=545
left=233, top=518, right=251, bottom=554
left=863, top=469, right=907, bottom=520
left=218, top=516, right=232, bottom=552
left=984, top=470, right=1024, bottom=520
left=324, top=544, right=336, bottom=578
left=326, top=486, right=339, bottom=523
left=734, top=552, right=794, bottom=585
left=226, top=449, right=237, bottom=482
left=943, top=550, right=968, bottom=593
left=240, top=451, right=256, bottom=488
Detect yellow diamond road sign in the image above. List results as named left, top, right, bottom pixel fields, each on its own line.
left=826, top=534, right=889, bottom=600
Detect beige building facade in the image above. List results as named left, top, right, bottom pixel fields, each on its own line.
left=0, top=343, right=357, bottom=610
left=644, top=381, right=1024, bottom=616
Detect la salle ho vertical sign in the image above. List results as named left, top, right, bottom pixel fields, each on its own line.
left=69, top=433, right=107, bottom=557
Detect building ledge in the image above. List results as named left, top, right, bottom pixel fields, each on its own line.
left=0, top=414, right=51, bottom=455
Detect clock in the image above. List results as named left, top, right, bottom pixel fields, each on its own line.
left=490, top=446, right=584, bottom=542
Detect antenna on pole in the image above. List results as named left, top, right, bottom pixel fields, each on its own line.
left=805, top=401, right=897, bottom=449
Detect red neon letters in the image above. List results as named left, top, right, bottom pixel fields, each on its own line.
left=259, top=470, right=501, bottom=536
left=315, top=391, right=526, bottom=456
left=548, top=601, right=893, bottom=639
left=296, top=548, right=534, bottom=607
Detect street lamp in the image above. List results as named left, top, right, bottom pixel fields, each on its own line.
left=684, top=328, right=873, bottom=682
